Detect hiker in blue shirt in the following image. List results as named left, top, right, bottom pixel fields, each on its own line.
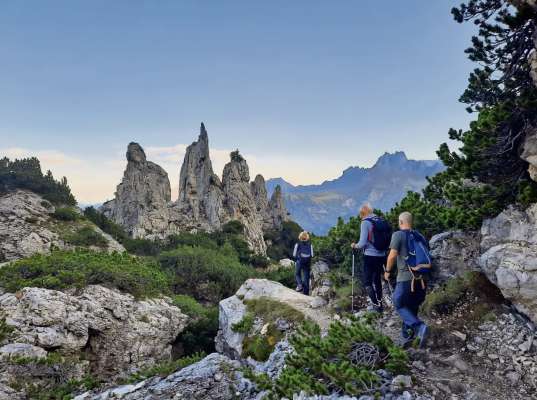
left=385, top=211, right=431, bottom=348
left=351, top=204, right=391, bottom=313
left=293, top=231, right=313, bottom=295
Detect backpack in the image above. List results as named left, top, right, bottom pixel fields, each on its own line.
left=364, top=216, right=392, bottom=252
left=296, top=241, right=312, bottom=263
left=404, top=230, right=432, bottom=292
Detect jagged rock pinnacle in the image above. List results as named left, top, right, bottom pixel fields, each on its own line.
left=126, top=142, right=147, bottom=163
left=199, top=122, right=208, bottom=142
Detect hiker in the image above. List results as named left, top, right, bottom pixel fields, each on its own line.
left=351, top=204, right=392, bottom=312
left=385, top=211, right=431, bottom=348
left=293, top=231, right=313, bottom=295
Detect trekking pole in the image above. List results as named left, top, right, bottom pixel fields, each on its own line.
left=351, top=250, right=355, bottom=313
left=383, top=264, right=394, bottom=298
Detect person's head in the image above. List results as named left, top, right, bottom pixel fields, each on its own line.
left=359, top=203, right=373, bottom=219
left=298, top=231, right=310, bottom=242
left=398, top=211, right=413, bottom=230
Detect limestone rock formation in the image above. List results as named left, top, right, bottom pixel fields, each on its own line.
left=310, top=260, right=334, bottom=300
left=0, top=190, right=123, bottom=262
left=479, top=204, right=537, bottom=322
left=175, top=123, right=224, bottom=230
left=74, top=353, right=255, bottom=400
left=429, top=231, right=481, bottom=282
left=102, top=123, right=290, bottom=254
left=0, top=285, right=188, bottom=379
left=101, top=142, right=172, bottom=239
left=215, top=279, right=332, bottom=359
left=222, top=154, right=267, bottom=254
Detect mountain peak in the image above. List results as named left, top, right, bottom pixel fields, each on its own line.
left=374, top=151, right=408, bottom=167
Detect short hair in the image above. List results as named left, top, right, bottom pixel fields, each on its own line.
left=298, top=231, right=310, bottom=241
left=399, top=211, right=413, bottom=225
left=359, top=203, right=373, bottom=219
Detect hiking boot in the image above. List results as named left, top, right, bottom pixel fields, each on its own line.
left=396, top=336, right=414, bottom=349
left=295, top=285, right=303, bottom=292
left=417, top=323, right=430, bottom=348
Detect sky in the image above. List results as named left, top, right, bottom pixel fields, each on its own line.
left=0, top=1, right=477, bottom=203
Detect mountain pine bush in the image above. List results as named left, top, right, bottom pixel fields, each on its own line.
left=0, top=157, right=76, bottom=206
left=246, top=318, right=408, bottom=398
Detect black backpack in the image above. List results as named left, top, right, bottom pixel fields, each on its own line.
left=296, top=241, right=312, bottom=262
left=365, top=216, right=392, bottom=252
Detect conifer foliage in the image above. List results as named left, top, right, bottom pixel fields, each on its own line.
left=0, top=157, right=76, bottom=205
left=386, top=1, right=537, bottom=237
left=246, top=318, right=408, bottom=399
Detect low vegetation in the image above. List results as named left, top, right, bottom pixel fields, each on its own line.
left=51, top=206, right=79, bottom=221
left=123, top=352, right=205, bottom=384
left=246, top=318, right=408, bottom=398
left=422, top=271, right=504, bottom=317
left=0, top=250, right=169, bottom=298
left=232, top=298, right=306, bottom=362
left=64, top=226, right=108, bottom=247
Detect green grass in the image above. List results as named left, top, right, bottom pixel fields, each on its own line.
left=244, top=298, right=305, bottom=326
left=0, top=249, right=171, bottom=298
left=231, top=313, right=255, bottom=334
left=421, top=271, right=494, bottom=317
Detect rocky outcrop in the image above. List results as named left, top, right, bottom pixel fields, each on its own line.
left=175, top=123, right=225, bottom=230
left=222, top=155, right=267, bottom=254
left=101, top=143, right=172, bottom=239
left=74, top=353, right=255, bottom=400
left=521, top=127, right=537, bottom=182
left=0, top=285, right=188, bottom=379
left=479, top=204, right=537, bottom=322
left=0, top=190, right=123, bottom=262
left=267, top=185, right=289, bottom=230
left=310, top=260, right=334, bottom=300
left=215, top=279, right=332, bottom=359
left=102, top=124, right=290, bottom=254
left=429, top=231, right=481, bottom=282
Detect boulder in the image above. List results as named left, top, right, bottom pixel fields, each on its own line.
left=0, top=190, right=124, bottom=262
left=310, top=260, right=334, bottom=300
left=101, top=142, right=172, bottom=239
left=479, top=204, right=537, bottom=322
left=429, top=231, right=480, bottom=281
left=0, top=285, right=188, bottom=378
left=279, top=258, right=295, bottom=268
left=215, top=279, right=332, bottom=359
left=74, top=353, right=255, bottom=400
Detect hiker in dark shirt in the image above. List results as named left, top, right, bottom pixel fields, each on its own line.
left=293, top=231, right=313, bottom=295
left=385, top=211, right=430, bottom=348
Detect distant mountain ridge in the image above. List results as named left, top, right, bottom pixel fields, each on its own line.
left=267, top=152, right=444, bottom=234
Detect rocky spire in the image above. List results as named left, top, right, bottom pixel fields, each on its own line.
left=176, top=123, right=224, bottom=228
left=267, top=184, right=289, bottom=229
left=100, top=142, right=171, bottom=238
left=222, top=152, right=267, bottom=254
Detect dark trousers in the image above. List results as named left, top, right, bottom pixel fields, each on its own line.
left=295, top=259, right=311, bottom=295
left=362, top=255, right=386, bottom=306
left=393, top=280, right=426, bottom=338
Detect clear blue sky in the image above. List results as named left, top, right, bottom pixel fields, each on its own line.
left=0, top=1, right=476, bottom=202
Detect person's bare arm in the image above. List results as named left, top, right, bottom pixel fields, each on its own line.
left=384, top=249, right=398, bottom=280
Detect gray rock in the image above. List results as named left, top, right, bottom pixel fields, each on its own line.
left=0, top=343, right=47, bottom=360
left=103, top=124, right=290, bottom=255
left=429, top=231, right=480, bottom=281
left=0, top=190, right=123, bottom=261
left=480, top=204, right=537, bottom=322
left=279, top=258, right=295, bottom=268
left=216, top=279, right=333, bottom=360
left=75, top=353, right=253, bottom=400
left=311, top=260, right=334, bottom=300
left=0, top=285, right=187, bottom=378
left=391, top=375, right=412, bottom=391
